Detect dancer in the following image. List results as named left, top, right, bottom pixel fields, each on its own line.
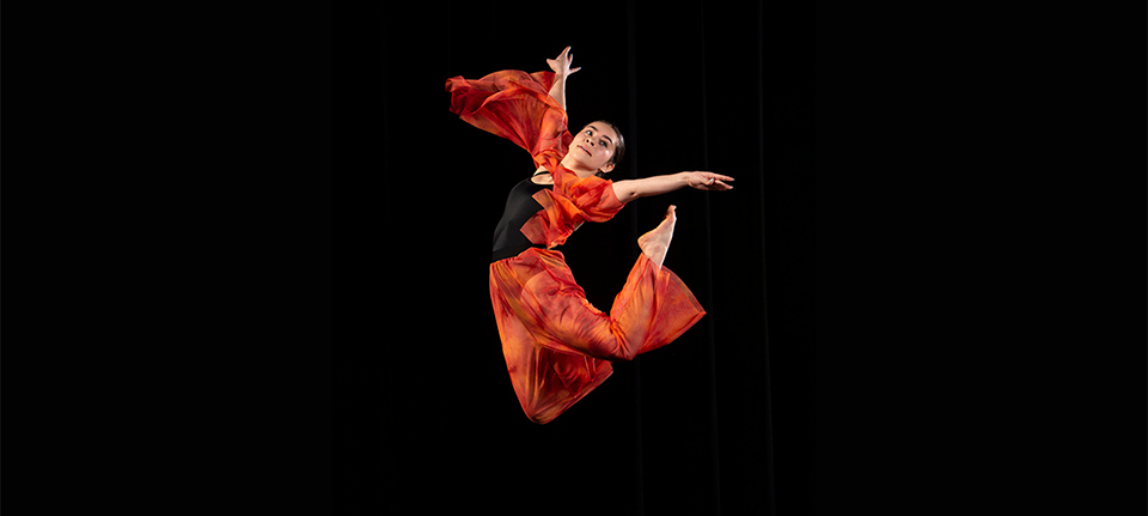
left=446, top=46, right=734, bottom=424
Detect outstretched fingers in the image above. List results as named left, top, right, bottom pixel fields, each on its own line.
left=687, top=171, right=735, bottom=191
left=707, top=173, right=734, bottom=190
left=702, top=172, right=735, bottom=183
left=548, top=46, right=581, bottom=76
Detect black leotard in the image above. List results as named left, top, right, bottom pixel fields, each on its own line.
left=491, top=176, right=554, bottom=262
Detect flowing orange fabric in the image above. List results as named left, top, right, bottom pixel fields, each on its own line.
left=447, top=70, right=706, bottom=424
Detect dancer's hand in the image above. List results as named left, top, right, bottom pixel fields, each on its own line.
left=683, top=172, right=735, bottom=191
left=547, top=46, right=581, bottom=78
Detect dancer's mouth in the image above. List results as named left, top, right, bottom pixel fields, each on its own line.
left=578, top=145, right=591, bottom=156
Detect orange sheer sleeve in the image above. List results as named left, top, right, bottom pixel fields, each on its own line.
left=520, top=153, right=626, bottom=249
left=448, top=69, right=625, bottom=248
left=446, top=70, right=574, bottom=170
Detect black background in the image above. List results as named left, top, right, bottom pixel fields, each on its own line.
left=69, top=0, right=1102, bottom=510
left=368, top=1, right=810, bottom=515
left=132, top=1, right=1083, bottom=510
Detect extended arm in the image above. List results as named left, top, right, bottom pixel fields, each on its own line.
left=546, top=46, right=580, bottom=111
left=613, top=172, right=735, bottom=204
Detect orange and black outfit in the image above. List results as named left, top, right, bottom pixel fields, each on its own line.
left=446, top=70, right=706, bottom=424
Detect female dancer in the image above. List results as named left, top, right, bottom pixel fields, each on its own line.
left=446, top=46, right=734, bottom=424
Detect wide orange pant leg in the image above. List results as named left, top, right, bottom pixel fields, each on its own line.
left=531, top=253, right=706, bottom=362
left=490, top=249, right=705, bottom=424
left=489, top=262, right=614, bottom=425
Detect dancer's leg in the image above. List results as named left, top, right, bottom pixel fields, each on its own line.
left=488, top=206, right=704, bottom=423
left=535, top=206, right=701, bottom=361
left=637, top=205, right=677, bottom=269
left=490, top=268, right=613, bottom=424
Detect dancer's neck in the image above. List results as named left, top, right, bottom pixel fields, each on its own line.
left=559, top=156, right=600, bottom=179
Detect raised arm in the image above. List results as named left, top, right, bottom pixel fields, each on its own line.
left=613, top=172, right=735, bottom=204
left=546, top=46, right=581, bottom=112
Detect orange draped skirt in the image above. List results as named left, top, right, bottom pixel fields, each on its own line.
left=489, top=247, right=706, bottom=424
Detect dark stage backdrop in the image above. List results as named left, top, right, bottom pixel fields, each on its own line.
left=366, top=1, right=812, bottom=514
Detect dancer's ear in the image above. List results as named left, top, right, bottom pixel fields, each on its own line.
left=599, top=162, right=615, bottom=174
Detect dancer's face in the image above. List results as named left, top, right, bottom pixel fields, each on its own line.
left=565, top=123, right=618, bottom=174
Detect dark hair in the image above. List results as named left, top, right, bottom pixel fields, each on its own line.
left=599, top=120, right=626, bottom=166
left=586, top=120, right=625, bottom=178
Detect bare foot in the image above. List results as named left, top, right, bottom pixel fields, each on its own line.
left=638, top=205, right=677, bottom=268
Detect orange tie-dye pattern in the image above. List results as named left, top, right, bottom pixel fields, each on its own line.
left=447, top=70, right=706, bottom=424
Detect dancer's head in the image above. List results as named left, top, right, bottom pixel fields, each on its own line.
left=565, top=121, right=626, bottom=177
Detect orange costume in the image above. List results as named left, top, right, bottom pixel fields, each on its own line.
left=446, top=70, right=706, bottom=424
